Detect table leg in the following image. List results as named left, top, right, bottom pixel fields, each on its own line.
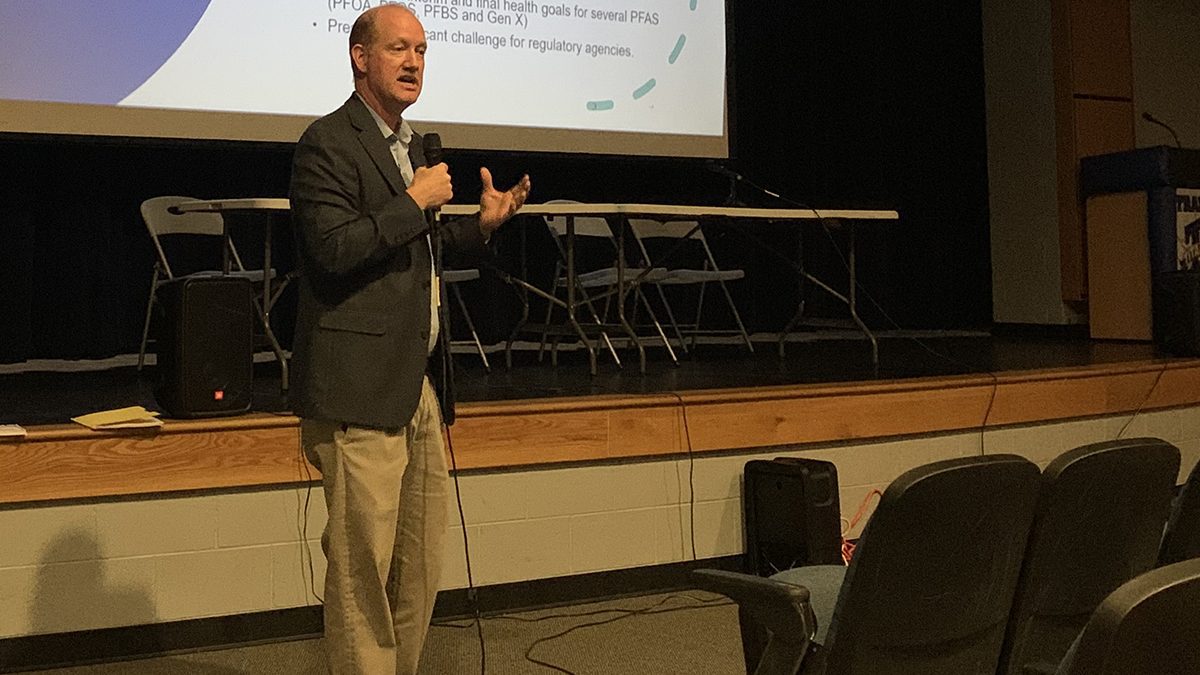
left=846, top=224, right=879, bottom=368
left=565, top=216, right=598, bottom=375
left=614, top=216, right=646, bottom=373
left=259, top=219, right=289, bottom=390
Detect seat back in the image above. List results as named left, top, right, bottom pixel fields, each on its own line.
left=544, top=199, right=616, bottom=239
left=1055, top=557, right=1200, bottom=675
left=627, top=218, right=714, bottom=269
left=1158, top=458, right=1200, bottom=566
left=140, top=196, right=242, bottom=279
left=998, top=438, right=1181, bottom=675
left=542, top=199, right=621, bottom=272
left=821, top=454, right=1041, bottom=675
left=627, top=218, right=706, bottom=242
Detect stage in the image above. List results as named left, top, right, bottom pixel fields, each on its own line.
left=3, top=331, right=1196, bottom=506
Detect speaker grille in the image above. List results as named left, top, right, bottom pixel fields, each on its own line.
left=155, top=276, right=254, bottom=417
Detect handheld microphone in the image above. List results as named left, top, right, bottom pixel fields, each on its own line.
left=1142, top=112, right=1182, bottom=148
left=423, top=132, right=443, bottom=168
left=421, top=132, right=444, bottom=223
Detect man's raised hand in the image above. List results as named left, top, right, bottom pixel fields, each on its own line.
left=478, top=167, right=531, bottom=233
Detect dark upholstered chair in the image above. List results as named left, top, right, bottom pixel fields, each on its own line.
left=1158, top=457, right=1200, bottom=566
left=997, top=438, right=1180, bottom=675
left=695, top=454, right=1041, bottom=675
left=1053, top=557, right=1200, bottom=675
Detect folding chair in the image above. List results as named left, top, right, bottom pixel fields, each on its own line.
left=442, top=267, right=490, bottom=371
left=539, top=200, right=675, bottom=366
left=137, top=196, right=274, bottom=370
left=627, top=218, right=753, bottom=354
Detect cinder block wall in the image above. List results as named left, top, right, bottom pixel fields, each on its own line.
left=3, top=405, right=1198, bottom=638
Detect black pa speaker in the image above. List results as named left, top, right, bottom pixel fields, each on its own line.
left=1153, top=271, right=1200, bottom=356
left=742, top=456, right=843, bottom=576
left=154, top=275, right=254, bottom=418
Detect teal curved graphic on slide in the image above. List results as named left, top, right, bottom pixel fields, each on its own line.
left=669, top=35, right=687, bottom=65
left=632, top=79, right=657, bottom=100
left=0, top=2, right=212, bottom=105
left=586, top=0, right=696, bottom=112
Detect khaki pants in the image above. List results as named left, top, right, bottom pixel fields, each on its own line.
left=301, top=378, right=449, bottom=675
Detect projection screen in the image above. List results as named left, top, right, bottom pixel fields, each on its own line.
left=0, top=1, right=729, bottom=157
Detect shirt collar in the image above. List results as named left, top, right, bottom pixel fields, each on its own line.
left=355, top=92, right=413, bottom=146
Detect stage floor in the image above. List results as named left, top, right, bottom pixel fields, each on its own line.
left=0, top=332, right=1163, bottom=428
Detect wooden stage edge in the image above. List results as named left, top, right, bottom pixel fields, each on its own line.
left=6, top=357, right=1200, bottom=506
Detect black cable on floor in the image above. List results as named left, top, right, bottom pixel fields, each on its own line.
left=445, top=421, right=487, bottom=675
left=520, top=593, right=733, bottom=674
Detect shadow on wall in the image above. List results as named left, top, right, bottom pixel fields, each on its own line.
left=21, top=529, right=312, bottom=673
left=29, top=527, right=156, bottom=637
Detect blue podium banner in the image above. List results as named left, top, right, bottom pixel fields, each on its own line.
left=1179, top=189, right=1200, bottom=272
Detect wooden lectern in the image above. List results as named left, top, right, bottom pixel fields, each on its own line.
left=1080, top=146, right=1200, bottom=340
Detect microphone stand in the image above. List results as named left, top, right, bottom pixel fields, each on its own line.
left=1142, top=112, right=1183, bottom=149
left=429, top=207, right=457, bottom=425
left=711, top=163, right=815, bottom=357
left=722, top=170, right=740, bottom=207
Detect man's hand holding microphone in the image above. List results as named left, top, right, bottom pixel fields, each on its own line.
left=405, top=133, right=531, bottom=236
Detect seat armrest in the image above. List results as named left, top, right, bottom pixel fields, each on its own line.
left=693, top=569, right=816, bottom=675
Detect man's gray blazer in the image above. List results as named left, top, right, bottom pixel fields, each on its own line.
left=289, top=95, right=486, bottom=429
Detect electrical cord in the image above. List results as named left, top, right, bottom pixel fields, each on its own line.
left=521, top=593, right=733, bottom=674
left=435, top=593, right=732, bottom=674
left=840, top=489, right=883, bottom=564
left=444, top=421, right=487, bottom=675
left=1115, top=362, right=1170, bottom=439
left=666, top=390, right=700, bottom=560
left=431, top=380, right=705, bottom=673
left=293, top=417, right=487, bottom=672
left=297, top=435, right=323, bottom=605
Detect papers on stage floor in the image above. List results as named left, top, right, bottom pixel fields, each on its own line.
left=71, top=406, right=163, bottom=431
left=0, top=424, right=27, bottom=439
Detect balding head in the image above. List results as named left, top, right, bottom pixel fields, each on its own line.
left=350, top=4, right=417, bottom=54
left=349, top=4, right=427, bottom=126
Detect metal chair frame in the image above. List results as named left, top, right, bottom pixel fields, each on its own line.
left=137, top=196, right=273, bottom=370
left=626, top=217, right=754, bottom=354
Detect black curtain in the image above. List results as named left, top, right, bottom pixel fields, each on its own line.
left=0, top=2, right=990, bottom=364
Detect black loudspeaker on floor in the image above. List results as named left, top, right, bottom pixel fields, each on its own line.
left=154, top=276, right=255, bottom=418
left=742, top=456, right=843, bottom=576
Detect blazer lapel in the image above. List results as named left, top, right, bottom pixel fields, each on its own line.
left=344, top=96, right=406, bottom=196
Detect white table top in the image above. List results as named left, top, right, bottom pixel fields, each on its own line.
left=176, top=198, right=898, bottom=221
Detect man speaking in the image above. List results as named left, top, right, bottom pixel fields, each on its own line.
left=288, top=5, right=531, bottom=673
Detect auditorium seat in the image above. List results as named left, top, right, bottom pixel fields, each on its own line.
left=694, top=454, right=1041, bottom=675
left=996, top=438, right=1180, bottom=675
left=1051, top=557, right=1200, bottom=675
left=1158, top=457, right=1200, bottom=566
